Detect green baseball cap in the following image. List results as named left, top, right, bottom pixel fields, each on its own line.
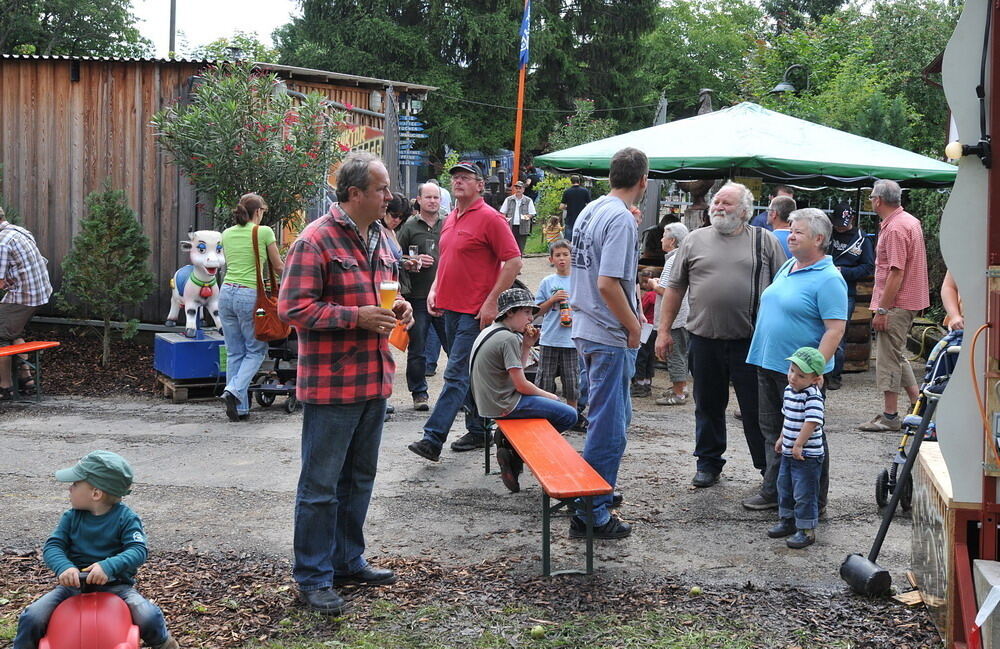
left=55, top=450, right=133, bottom=497
left=786, top=346, right=826, bottom=376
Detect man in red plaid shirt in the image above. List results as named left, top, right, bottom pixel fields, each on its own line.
left=278, top=152, right=412, bottom=615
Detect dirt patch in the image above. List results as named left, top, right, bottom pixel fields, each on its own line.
left=2, top=550, right=940, bottom=648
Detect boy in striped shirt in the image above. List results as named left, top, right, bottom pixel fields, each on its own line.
left=767, top=347, right=827, bottom=549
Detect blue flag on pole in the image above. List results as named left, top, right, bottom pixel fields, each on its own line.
left=518, top=0, right=531, bottom=69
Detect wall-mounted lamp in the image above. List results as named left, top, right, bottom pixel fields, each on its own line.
left=370, top=90, right=383, bottom=113
left=945, top=138, right=992, bottom=168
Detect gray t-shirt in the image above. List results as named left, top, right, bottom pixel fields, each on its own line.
left=470, top=323, right=523, bottom=418
left=668, top=224, right=786, bottom=340
left=569, top=195, right=639, bottom=347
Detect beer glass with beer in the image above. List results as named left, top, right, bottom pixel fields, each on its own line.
left=379, top=280, right=399, bottom=310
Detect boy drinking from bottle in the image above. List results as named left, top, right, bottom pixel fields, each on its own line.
left=533, top=239, right=582, bottom=427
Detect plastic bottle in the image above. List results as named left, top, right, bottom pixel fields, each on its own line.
left=556, top=287, right=572, bottom=327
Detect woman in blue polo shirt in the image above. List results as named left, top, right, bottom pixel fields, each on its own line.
left=745, top=208, right=848, bottom=513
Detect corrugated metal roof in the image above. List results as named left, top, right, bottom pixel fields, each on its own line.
left=0, top=54, right=437, bottom=94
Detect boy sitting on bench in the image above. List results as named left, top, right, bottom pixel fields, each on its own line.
left=470, top=288, right=578, bottom=493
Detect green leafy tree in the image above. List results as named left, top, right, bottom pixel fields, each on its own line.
left=547, top=99, right=618, bottom=152
left=762, top=0, right=846, bottom=31
left=0, top=0, right=151, bottom=57
left=58, top=181, right=155, bottom=367
left=189, top=31, right=279, bottom=63
left=151, top=62, right=347, bottom=229
left=274, top=0, right=657, bottom=163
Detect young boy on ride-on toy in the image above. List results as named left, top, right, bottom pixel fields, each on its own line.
left=13, top=450, right=177, bottom=649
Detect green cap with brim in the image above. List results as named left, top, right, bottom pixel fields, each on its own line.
left=786, top=346, right=826, bottom=376
left=55, top=450, right=133, bottom=497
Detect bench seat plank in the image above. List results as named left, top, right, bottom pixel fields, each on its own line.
left=0, top=341, right=61, bottom=356
left=496, top=418, right=611, bottom=500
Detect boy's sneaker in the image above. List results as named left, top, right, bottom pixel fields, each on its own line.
left=412, top=394, right=429, bottom=411
left=569, top=513, right=632, bottom=539
left=786, top=528, right=816, bottom=549
left=742, top=494, right=778, bottom=510
left=152, top=636, right=179, bottom=649
left=451, top=432, right=487, bottom=452
left=496, top=446, right=521, bottom=493
left=767, top=518, right=796, bottom=538
left=407, top=439, right=441, bottom=462
left=570, top=414, right=589, bottom=432
left=655, top=392, right=687, bottom=406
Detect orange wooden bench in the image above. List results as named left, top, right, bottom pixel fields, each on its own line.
left=494, top=418, right=613, bottom=576
left=0, top=341, right=61, bottom=401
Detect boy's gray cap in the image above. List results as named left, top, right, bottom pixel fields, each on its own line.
left=496, top=287, right=539, bottom=319
left=55, top=450, right=133, bottom=496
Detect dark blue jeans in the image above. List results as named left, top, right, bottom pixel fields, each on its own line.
left=777, top=454, right=823, bottom=529
left=421, top=310, right=486, bottom=449
left=831, top=297, right=855, bottom=380
left=293, top=399, right=386, bottom=591
left=687, top=333, right=763, bottom=475
left=425, top=321, right=443, bottom=373
left=505, top=394, right=578, bottom=432
left=405, top=298, right=447, bottom=396
left=15, top=585, right=169, bottom=649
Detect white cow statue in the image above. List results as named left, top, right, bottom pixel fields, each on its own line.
left=165, top=230, right=226, bottom=338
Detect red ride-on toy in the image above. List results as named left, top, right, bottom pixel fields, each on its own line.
left=38, top=572, right=139, bottom=649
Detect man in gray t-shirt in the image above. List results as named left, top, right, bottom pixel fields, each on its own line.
left=656, top=182, right=786, bottom=491
left=568, top=147, right=647, bottom=541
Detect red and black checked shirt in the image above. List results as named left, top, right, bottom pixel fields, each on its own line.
left=278, top=205, right=399, bottom=405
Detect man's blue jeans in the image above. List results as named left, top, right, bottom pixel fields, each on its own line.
left=687, top=333, right=763, bottom=475
left=405, top=297, right=447, bottom=396
left=577, top=353, right=589, bottom=410
left=219, top=284, right=269, bottom=415
left=777, top=454, right=823, bottom=529
left=505, top=394, right=578, bottom=432
left=425, top=323, right=443, bottom=373
left=14, top=585, right=169, bottom=649
left=575, top=338, right=636, bottom=526
left=294, top=399, right=386, bottom=591
left=421, top=310, right=486, bottom=449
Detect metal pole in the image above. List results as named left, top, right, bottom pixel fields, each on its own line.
left=169, top=0, right=176, bottom=55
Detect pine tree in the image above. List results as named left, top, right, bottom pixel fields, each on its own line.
left=58, top=181, right=154, bottom=367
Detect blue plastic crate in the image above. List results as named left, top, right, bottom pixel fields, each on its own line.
left=154, top=332, right=227, bottom=380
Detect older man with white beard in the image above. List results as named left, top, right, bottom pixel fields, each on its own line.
left=656, top=182, right=787, bottom=488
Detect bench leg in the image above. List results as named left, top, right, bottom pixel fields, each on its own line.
left=542, top=493, right=551, bottom=576
left=32, top=351, right=42, bottom=401
left=583, top=495, right=594, bottom=575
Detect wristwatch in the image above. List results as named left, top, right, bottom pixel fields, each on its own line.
left=875, top=307, right=889, bottom=315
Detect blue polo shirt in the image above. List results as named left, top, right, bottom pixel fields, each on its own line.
left=746, top=256, right=847, bottom=374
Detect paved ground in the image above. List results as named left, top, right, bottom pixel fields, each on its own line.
left=0, top=255, right=915, bottom=593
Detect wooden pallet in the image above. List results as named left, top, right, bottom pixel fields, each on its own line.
left=155, top=372, right=225, bottom=403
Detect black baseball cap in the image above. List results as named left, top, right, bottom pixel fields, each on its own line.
left=832, top=202, right=854, bottom=228
left=449, top=162, right=483, bottom=178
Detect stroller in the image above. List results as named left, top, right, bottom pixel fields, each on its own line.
left=247, top=332, right=300, bottom=414
left=874, top=329, right=962, bottom=511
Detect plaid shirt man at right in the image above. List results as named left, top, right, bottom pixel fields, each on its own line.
left=0, top=207, right=52, bottom=398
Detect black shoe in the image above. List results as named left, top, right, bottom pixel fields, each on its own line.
left=451, top=432, right=487, bottom=452
left=825, top=375, right=842, bottom=391
left=570, top=414, right=588, bottom=432
left=222, top=391, right=240, bottom=422
left=612, top=491, right=624, bottom=507
left=407, top=439, right=441, bottom=462
left=496, top=446, right=521, bottom=493
left=333, top=566, right=398, bottom=587
left=767, top=518, right=796, bottom=538
left=300, top=587, right=350, bottom=615
left=742, top=494, right=779, bottom=510
left=786, top=529, right=816, bottom=549
left=569, top=514, right=632, bottom=539
left=386, top=404, right=396, bottom=414
left=692, top=471, right=720, bottom=488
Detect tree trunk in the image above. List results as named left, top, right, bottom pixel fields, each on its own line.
left=102, top=318, right=111, bottom=368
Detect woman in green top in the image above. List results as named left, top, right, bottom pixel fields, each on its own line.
left=218, top=193, right=284, bottom=422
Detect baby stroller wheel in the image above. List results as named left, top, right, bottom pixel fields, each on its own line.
left=285, top=390, right=299, bottom=414
left=875, top=469, right=889, bottom=509
left=255, top=378, right=279, bottom=407
left=899, top=473, right=913, bottom=512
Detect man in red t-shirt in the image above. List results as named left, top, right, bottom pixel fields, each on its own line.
left=859, top=179, right=930, bottom=432
left=407, top=162, right=523, bottom=461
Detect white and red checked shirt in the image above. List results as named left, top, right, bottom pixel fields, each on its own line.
left=0, top=221, right=52, bottom=307
left=871, top=207, right=929, bottom=312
